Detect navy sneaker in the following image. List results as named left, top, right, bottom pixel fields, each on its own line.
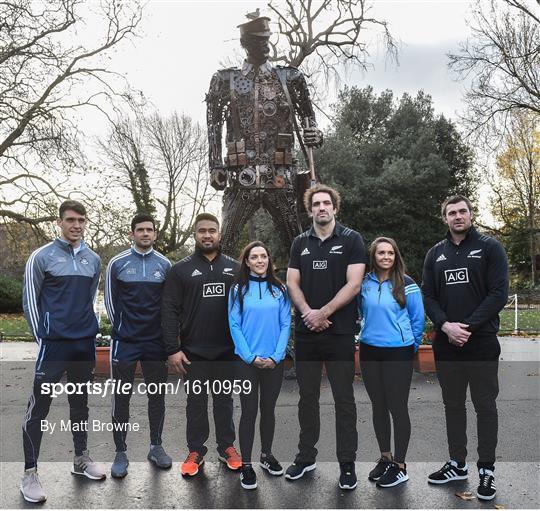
left=338, top=462, right=357, bottom=490
left=368, top=456, right=392, bottom=481
left=111, top=451, right=129, bottom=478
left=285, top=461, right=316, bottom=480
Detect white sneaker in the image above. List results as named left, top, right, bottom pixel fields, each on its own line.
left=20, top=467, right=47, bottom=503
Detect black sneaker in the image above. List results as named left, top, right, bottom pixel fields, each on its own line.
left=428, top=460, right=468, bottom=484
left=477, top=468, right=496, bottom=500
left=376, top=462, right=409, bottom=488
left=338, top=462, right=357, bottom=490
left=368, top=456, right=392, bottom=481
left=240, top=464, right=257, bottom=490
left=284, top=461, right=316, bottom=480
left=260, top=454, right=284, bottom=476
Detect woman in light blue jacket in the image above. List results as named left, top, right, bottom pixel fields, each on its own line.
left=228, top=241, right=291, bottom=490
left=358, top=237, right=424, bottom=488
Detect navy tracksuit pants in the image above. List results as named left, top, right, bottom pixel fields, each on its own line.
left=110, top=338, right=168, bottom=451
left=22, top=338, right=95, bottom=470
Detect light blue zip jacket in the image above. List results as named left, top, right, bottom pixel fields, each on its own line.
left=358, top=272, right=425, bottom=351
left=228, top=276, right=291, bottom=364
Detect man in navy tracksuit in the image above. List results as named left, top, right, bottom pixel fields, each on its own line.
left=21, top=200, right=105, bottom=503
left=422, top=195, right=508, bottom=501
left=105, top=213, right=172, bottom=477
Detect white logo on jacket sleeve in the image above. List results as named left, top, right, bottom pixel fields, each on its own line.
left=436, top=253, right=447, bottom=262
left=444, top=268, right=469, bottom=285
left=153, top=269, right=163, bottom=279
left=79, top=257, right=89, bottom=265
left=191, top=269, right=202, bottom=277
left=301, top=248, right=310, bottom=256
left=313, top=260, right=327, bottom=270
left=203, top=282, right=225, bottom=297
left=468, top=249, right=482, bottom=258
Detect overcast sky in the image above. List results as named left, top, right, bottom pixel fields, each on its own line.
left=102, top=0, right=473, bottom=127
left=81, top=0, right=494, bottom=220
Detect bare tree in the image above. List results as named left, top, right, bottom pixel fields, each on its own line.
left=267, top=0, right=397, bottom=107
left=448, top=0, right=540, bottom=145
left=0, top=0, right=143, bottom=224
left=100, top=111, right=217, bottom=256
left=489, top=111, right=539, bottom=285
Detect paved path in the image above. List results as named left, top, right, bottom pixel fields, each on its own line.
left=1, top=338, right=538, bottom=508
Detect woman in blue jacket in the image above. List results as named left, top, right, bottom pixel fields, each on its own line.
left=358, top=237, right=425, bottom=488
left=228, top=241, right=291, bottom=490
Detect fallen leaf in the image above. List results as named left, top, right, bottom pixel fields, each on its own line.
left=455, top=491, right=476, bottom=501
left=494, top=505, right=505, bottom=509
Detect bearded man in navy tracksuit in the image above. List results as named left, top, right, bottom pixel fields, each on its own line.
left=105, top=213, right=173, bottom=477
left=21, top=200, right=105, bottom=503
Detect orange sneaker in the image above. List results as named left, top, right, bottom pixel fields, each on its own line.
left=180, top=451, right=204, bottom=476
left=218, top=446, right=242, bottom=470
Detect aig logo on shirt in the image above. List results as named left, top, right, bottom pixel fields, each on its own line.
left=313, top=260, right=327, bottom=270
left=445, top=267, right=469, bottom=285
left=203, top=282, right=225, bottom=297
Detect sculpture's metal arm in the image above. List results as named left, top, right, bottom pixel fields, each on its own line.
left=206, top=71, right=229, bottom=169
left=288, top=68, right=323, bottom=148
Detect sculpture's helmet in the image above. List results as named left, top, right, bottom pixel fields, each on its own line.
left=238, top=16, right=271, bottom=38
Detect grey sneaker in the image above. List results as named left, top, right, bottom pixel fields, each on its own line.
left=111, top=451, right=129, bottom=478
left=72, top=450, right=106, bottom=480
left=147, top=445, right=172, bottom=469
left=20, top=468, right=47, bottom=503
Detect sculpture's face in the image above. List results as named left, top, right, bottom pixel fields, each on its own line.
left=242, top=34, right=270, bottom=62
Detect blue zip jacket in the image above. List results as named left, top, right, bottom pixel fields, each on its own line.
left=359, top=272, right=425, bottom=350
left=228, top=276, right=291, bottom=364
left=23, top=238, right=101, bottom=342
left=105, top=247, right=171, bottom=342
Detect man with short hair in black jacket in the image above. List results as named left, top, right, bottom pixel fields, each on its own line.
left=422, top=195, right=508, bottom=501
left=161, top=213, right=241, bottom=477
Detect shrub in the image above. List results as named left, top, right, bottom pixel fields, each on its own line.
left=0, top=275, right=23, bottom=312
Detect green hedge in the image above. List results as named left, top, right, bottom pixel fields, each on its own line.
left=0, top=275, right=23, bottom=313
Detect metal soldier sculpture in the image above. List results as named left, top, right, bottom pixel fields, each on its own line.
left=206, top=15, right=323, bottom=255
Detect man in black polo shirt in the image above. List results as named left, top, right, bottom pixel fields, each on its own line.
left=285, top=184, right=366, bottom=490
left=161, top=213, right=242, bottom=477
left=422, top=195, right=508, bottom=501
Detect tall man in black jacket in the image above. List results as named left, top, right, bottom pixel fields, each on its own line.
left=422, top=195, right=508, bottom=501
left=161, top=213, right=241, bottom=476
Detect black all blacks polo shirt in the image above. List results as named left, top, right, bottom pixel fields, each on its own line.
left=288, top=222, right=367, bottom=335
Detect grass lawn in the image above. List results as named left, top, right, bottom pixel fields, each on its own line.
left=1, top=309, right=539, bottom=340
left=0, top=313, right=32, bottom=340
left=499, top=308, right=540, bottom=334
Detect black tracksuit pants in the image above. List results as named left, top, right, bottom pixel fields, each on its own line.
left=295, top=334, right=357, bottom=463
left=359, top=343, right=414, bottom=463
left=434, top=333, right=500, bottom=470
left=183, top=350, right=236, bottom=457
left=237, top=361, right=284, bottom=463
